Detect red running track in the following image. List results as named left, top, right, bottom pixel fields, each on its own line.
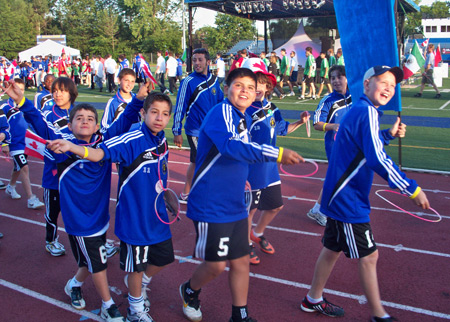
left=0, top=151, right=449, bottom=322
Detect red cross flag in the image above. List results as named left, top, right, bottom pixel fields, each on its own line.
left=25, top=130, right=46, bottom=160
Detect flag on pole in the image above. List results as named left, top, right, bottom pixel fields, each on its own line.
left=25, top=130, right=46, bottom=160
left=435, top=44, right=442, bottom=67
left=181, top=49, right=187, bottom=62
left=138, top=54, right=157, bottom=84
left=421, top=38, right=429, bottom=48
left=403, top=41, right=425, bottom=80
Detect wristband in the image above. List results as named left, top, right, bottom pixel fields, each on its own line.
left=277, top=147, right=284, bottom=163
left=409, top=186, right=421, bottom=199
left=322, top=123, right=328, bottom=132
left=2, top=143, right=8, bottom=147
left=82, top=146, right=89, bottom=159
left=18, top=97, right=26, bottom=108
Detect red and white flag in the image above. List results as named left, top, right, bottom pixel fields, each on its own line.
left=138, top=54, right=157, bottom=84
left=25, top=130, right=46, bottom=160
left=435, top=44, right=442, bottom=67
left=421, top=38, right=429, bottom=48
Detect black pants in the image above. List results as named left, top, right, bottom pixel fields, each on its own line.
left=107, top=72, right=116, bottom=92
left=168, top=76, right=177, bottom=94
left=44, top=188, right=61, bottom=243
left=157, top=73, right=166, bottom=93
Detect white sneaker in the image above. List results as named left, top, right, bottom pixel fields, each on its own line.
left=5, top=185, right=21, bottom=199
left=126, top=307, right=154, bottom=322
left=0, top=180, right=6, bottom=190
left=105, top=241, right=119, bottom=258
left=179, top=193, right=189, bottom=205
left=46, top=236, right=66, bottom=256
left=286, top=92, right=295, bottom=97
left=64, top=279, right=86, bottom=310
left=307, top=209, right=327, bottom=227
left=124, top=274, right=151, bottom=308
left=298, top=96, right=305, bottom=100
left=101, top=304, right=125, bottom=322
left=179, top=282, right=202, bottom=322
left=28, top=195, right=45, bottom=209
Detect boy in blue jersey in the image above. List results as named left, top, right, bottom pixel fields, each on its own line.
left=101, top=68, right=139, bottom=128
left=179, top=68, right=303, bottom=322
left=46, top=91, right=174, bottom=322
left=2, top=79, right=152, bottom=322
left=300, top=66, right=430, bottom=322
left=1, top=78, right=45, bottom=209
left=34, top=74, right=55, bottom=111
left=241, top=58, right=309, bottom=265
left=307, top=65, right=352, bottom=226
left=0, top=108, right=11, bottom=190
left=172, top=48, right=224, bottom=204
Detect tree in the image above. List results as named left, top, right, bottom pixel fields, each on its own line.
left=0, top=0, right=35, bottom=58
left=213, top=13, right=256, bottom=52
left=404, top=1, right=450, bottom=36
left=269, top=18, right=300, bottom=49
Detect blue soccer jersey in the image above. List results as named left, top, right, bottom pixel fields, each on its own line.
left=172, top=70, right=224, bottom=137
left=34, top=88, right=52, bottom=111
left=1, top=99, right=27, bottom=152
left=0, top=108, right=11, bottom=144
left=101, top=92, right=137, bottom=129
left=100, top=124, right=172, bottom=246
left=320, top=94, right=418, bottom=224
left=187, top=98, right=280, bottom=224
left=314, top=90, right=352, bottom=159
left=20, top=96, right=143, bottom=236
left=247, top=99, right=289, bottom=190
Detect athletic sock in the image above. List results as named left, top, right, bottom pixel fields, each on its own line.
left=128, top=294, right=145, bottom=315
left=252, top=229, right=263, bottom=238
left=142, top=273, right=152, bottom=288
left=102, top=297, right=115, bottom=309
left=307, top=294, right=323, bottom=304
left=232, top=305, right=249, bottom=321
left=69, top=277, right=84, bottom=289
left=312, top=202, right=321, bottom=213
left=185, top=280, right=200, bottom=298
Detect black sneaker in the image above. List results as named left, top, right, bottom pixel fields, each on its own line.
left=371, top=316, right=398, bottom=322
left=100, top=304, right=125, bottom=322
left=435, top=93, right=441, bottom=99
left=301, top=296, right=344, bottom=317
left=64, top=279, right=86, bottom=310
left=414, top=93, right=422, bottom=97
left=179, top=282, right=202, bottom=321
left=229, top=317, right=257, bottom=322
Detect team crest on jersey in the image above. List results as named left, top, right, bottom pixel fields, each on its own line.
left=162, top=159, right=168, bottom=175
left=211, top=88, right=217, bottom=95
left=270, top=117, right=275, bottom=128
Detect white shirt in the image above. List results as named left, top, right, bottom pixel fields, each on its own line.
left=216, top=58, right=225, bottom=77
left=156, top=56, right=166, bottom=73
left=290, top=56, right=299, bottom=72
left=104, top=57, right=117, bottom=74
left=91, top=59, right=98, bottom=73
left=166, top=57, right=178, bottom=77
left=96, top=61, right=104, bottom=78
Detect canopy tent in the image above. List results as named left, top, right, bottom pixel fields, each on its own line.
left=18, top=39, right=80, bottom=62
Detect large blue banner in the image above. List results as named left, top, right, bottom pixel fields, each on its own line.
left=334, top=0, right=401, bottom=111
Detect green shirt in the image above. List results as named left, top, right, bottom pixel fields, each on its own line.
left=320, top=58, right=329, bottom=78
left=337, top=56, right=345, bottom=66
left=305, top=55, right=316, bottom=77
left=280, top=55, right=290, bottom=75
left=328, top=55, right=336, bottom=67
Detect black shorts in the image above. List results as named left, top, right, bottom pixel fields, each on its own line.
left=421, top=70, right=435, bottom=85
left=320, top=77, right=330, bottom=85
left=68, top=233, right=108, bottom=273
left=12, top=153, right=28, bottom=171
left=289, top=71, right=298, bottom=83
left=250, top=183, right=283, bottom=211
left=281, top=75, right=289, bottom=83
left=193, top=218, right=249, bottom=261
left=119, top=238, right=175, bottom=272
left=322, top=218, right=377, bottom=259
left=187, top=135, right=198, bottom=163
left=302, top=75, right=314, bottom=85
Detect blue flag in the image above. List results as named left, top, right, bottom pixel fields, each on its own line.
left=334, top=0, right=401, bottom=111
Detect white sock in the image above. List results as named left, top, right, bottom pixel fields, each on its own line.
left=69, top=277, right=83, bottom=288
left=252, top=229, right=263, bottom=238
left=142, top=273, right=152, bottom=288
left=307, top=294, right=323, bottom=304
left=128, top=294, right=145, bottom=315
left=102, top=297, right=115, bottom=309
left=312, top=202, right=321, bottom=213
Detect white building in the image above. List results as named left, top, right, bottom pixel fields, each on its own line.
left=422, top=18, right=450, bottom=38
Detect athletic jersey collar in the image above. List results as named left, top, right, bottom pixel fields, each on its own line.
left=224, top=98, right=246, bottom=118
left=360, top=93, right=384, bottom=116
left=141, top=120, right=165, bottom=145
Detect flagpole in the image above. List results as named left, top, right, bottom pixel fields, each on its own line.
left=395, top=0, right=402, bottom=169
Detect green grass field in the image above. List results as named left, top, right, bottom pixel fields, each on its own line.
left=23, top=74, right=450, bottom=172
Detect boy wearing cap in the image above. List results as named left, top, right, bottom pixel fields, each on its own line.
left=300, top=65, right=430, bottom=322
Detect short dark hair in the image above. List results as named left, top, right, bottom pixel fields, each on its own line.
left=193, top=48, right=210, bottom=61
left=329, top=65, right=346, bottom=78
left=118, top=68, right=136, bottom=80
left=225, top=68, right=257, bottom=87
left=69, top=103, right=98, bottom=123
left=52, top=77, right=78, bottom=105
left=143, top=92, right=172, bottom=114
left=14, top=78, right=25, bottom=86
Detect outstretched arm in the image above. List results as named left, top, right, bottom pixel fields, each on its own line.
left=46, top=139, right=105, bottom=162
left=287, top=111, right=309, bottom=134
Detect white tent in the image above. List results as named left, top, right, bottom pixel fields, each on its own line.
left=18, top=39, right=81, bottom=62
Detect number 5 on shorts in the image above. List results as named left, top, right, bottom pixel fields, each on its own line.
left=217, top=237, right=229, bottom=257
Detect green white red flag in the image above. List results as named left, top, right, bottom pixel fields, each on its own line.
left=403, top=41, right=425, bottom=80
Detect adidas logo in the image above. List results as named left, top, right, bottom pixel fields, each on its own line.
left=143, top=152, right=154, bottom=160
